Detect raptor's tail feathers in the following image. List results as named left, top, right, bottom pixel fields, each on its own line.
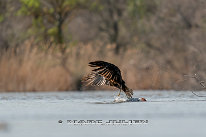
left=122, top=85, right=133, bottom=99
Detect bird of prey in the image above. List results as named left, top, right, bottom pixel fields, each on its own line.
left=82, top=61, right=133, bottom=99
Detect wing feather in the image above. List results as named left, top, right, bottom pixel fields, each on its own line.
left=82, top=72, right=110, bottom=86
left=82, top=61, right=123, bottom=90
left=88, top=61, right=122, bottom=83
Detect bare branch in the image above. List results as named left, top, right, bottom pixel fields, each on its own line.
left=184, top=74, right=206, bottom=97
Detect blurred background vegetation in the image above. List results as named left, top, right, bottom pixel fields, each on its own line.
left=0, top=0, right=206, bottom=92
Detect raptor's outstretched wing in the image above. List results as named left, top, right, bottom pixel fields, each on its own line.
left=82, top=61, right=122, bottom=88
left=82, top=71, right=111, bottom=86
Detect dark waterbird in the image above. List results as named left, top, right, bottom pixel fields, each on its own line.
left=82, top=61, right=133, bottom=99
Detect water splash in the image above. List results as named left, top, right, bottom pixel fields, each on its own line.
left=113, top=96, right=147, bottom=103
left=113, top=96, right=127, bottom=103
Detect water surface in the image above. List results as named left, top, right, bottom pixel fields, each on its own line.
left=0, top=91, right=206, bottom=137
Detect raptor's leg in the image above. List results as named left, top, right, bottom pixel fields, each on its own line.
left=117, top=89, right=121, bottom=96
